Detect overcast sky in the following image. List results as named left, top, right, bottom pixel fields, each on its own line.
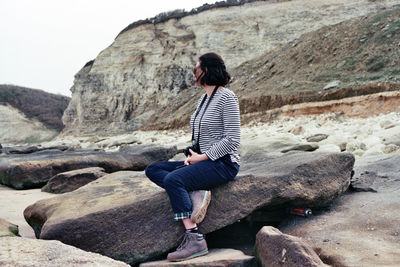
left=0, top=0, right=214, bottom=97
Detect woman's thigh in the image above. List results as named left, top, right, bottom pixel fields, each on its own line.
left=145, top=161, right=185, bottom=188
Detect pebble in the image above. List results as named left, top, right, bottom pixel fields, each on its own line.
left=383, top=144, right=399, bottom=154
left=289, top=126, right=304, bottom=135
left=323, top=80, right=340, bottom=90
left=380, top=120, right=395, bottom=129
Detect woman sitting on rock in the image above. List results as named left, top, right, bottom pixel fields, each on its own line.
left=145, top=52, right=241, bottom=262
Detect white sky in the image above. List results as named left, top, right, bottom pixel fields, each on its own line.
left=0, top=0, right=214, bottom=97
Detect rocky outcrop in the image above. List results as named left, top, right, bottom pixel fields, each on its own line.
left=255, top=226, right=327, bottom=267
left=0, top=237, right=129, bottom=267
left=0, top=218, right=19, bottom=237
left=140, top=248, right=255, bottom=267
left=24, top=152, right=354, bottom=265
left=61, top=0, right=399, bottom=135
left=41, top=167, right=108, bottom=194
left=0, top=146, right=177, bottom=189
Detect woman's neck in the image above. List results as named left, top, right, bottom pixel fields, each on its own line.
left=204, top=85, right=219, bottom=97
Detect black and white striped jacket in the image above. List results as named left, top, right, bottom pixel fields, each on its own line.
left=190, top=87, right=241, bottom=165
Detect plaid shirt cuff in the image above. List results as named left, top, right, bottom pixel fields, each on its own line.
left=174, top=212, right=191, bottom=221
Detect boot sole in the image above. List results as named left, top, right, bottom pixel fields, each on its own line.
left=191, top=191, right=211, bottom=224
left=168, top=248, right=208, bottom=262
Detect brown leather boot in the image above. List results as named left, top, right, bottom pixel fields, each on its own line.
left=190, top=190, right=211, bottom=224
left=167, top=232, right=208, bottom=262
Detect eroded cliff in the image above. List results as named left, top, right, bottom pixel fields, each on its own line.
left=62, top=0, right=400, bottom=135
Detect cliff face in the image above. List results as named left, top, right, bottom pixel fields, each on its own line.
left=62, top=0, right=400, bottom=135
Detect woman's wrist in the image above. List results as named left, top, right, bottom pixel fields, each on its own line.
left=201, top=153, right=209, bottom=160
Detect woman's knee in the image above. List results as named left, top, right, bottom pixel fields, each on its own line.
left=145, top=162, right=160, bottom=180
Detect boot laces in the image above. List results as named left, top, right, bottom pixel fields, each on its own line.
left=176, top=233, right=190, bottom=251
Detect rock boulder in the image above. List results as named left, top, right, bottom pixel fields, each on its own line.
left=41, top=167, right=108, bottom=194
left=255, top=226, right=327, bottom=267
left=24, top=152, right=354, bottom=265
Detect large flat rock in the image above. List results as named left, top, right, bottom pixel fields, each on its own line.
left=0, top=236, right=129, bottom=267
left=0, top=146, right=177, bottom=189
left=140, top=248, right=255, bottom=266
left=24, top=152, right=354, bottom=265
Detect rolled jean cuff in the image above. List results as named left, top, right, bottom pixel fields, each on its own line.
left=173, top=211, right=191, bottom=221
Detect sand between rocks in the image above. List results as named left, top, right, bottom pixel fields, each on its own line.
left=0, top=185, right=54, bottom=238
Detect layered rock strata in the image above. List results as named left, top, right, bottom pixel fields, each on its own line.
left=24, top=152, right=354, bottom=265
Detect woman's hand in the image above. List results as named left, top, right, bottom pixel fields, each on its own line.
left=184, top=149, right=208, bottom=165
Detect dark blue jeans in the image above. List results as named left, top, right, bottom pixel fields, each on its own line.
left=145, top=154, right=239, bottom=220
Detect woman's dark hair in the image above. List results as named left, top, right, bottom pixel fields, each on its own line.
left=197, top=52, right=231, bottom=86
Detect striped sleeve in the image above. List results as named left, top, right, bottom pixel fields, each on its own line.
left=204, top=93, right=241, bottom=161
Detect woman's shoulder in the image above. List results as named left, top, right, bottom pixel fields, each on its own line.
left=218, top=88, right=239, bottom=103
left=220, top=87, right=238, bottom=98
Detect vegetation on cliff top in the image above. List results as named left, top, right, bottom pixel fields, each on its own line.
left=0, top=84, right=70, bottom=131
left=117, top=0, right=283, bottom=37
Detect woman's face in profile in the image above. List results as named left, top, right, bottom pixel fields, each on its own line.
left=193, top=61, right=203, bottom=86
